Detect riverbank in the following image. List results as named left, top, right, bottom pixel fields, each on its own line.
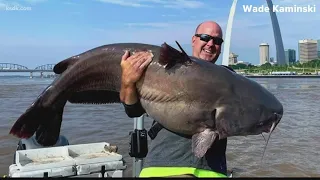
left=245, top=75, right=320, bottom=78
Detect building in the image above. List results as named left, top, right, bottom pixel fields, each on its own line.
left=284, top=49, right=296, bottom=64
left=269, top=57, right=277, bottom=65
left=236, top=61, right=251, bottom=66
left=259, top=43, right=270, bottom=65
left=298, top=39, right=318, bottom=63
left=318, top=39, right=320, bottom=58
left=270, top=57, right=275, bottom=63
left=228, top=52, right=238, bottom=65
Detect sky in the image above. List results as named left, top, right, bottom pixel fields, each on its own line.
left=0, top=0, right=319, bottom=68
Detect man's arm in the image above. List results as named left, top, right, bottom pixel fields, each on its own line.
left=121, top=84, right=146, bottom=118
left=120, top=50, right=153, bottom=118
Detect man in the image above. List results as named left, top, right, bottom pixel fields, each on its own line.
left=120, top=21, right=234, bottom=178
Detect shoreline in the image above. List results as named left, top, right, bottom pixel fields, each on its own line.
left=244, top=75, right=320, bottom=78
left=1, top=75, right=320, bottom=79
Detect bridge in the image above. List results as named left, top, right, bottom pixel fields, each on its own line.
left=0, top=63, right=56, bottom=78
left=0, top=63, right=55, bottom=72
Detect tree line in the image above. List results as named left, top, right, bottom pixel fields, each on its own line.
left=229, top=59, right=320, bottom=73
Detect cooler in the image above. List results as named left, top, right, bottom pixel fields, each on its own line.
left=8, top=141, right=126, bottom=178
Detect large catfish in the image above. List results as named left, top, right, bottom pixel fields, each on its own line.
left=9, top=42, right=283, bottom=158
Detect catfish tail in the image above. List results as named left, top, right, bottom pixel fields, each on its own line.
left=35, top=104, right=65, bottom=146
left=9, top=98, right=43, bottom=139
left=9, top=97, right=66, bottom=146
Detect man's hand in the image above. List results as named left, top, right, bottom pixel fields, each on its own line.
left=120, top=50, right=153, bottom=87
left=120, top=50, right=153, bottom=104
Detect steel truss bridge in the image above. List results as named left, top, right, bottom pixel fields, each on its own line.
left=0, top=63, right=56, bottom=78
left=0, top=63, right=55, bottom=72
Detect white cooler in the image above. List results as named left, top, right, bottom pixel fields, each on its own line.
left=8, top=142, right=126, bottom=178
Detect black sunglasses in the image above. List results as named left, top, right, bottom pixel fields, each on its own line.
left=195, top=34, right=224, bottom=45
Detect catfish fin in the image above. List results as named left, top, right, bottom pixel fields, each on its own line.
left=175, top=40, right=188, bottom=57
left=35, top=101, right=66, bottom=146
left=9, top=98, right=44, bottom=139
left=68, top=90, right=120, bottom=104
left=159, top=42, right=192, bottom=69
left=9, top=96, right=67, bottom=147
left=192, top=129, right=218, bottom=158
left=53, top=57, right=79, bottom=74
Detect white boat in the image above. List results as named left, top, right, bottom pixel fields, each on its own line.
left=6, top=116, right=233, bottom=178
left=7, top=135, right=126, bottom=178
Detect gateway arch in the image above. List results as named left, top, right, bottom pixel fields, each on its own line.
left=222, top=0, right=286, bottom=66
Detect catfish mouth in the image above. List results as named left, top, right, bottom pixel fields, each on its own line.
left=255, top=120, right=276, bottom=134
left=252, top=113, right=282, bottom=134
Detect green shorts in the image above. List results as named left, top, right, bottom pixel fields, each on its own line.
left=139, top=167, right=228, bottom=178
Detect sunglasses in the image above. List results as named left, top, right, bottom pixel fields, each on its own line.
left=195, top=34, right=224, bottom=45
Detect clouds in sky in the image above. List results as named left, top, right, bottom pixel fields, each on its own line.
left=96, top=0, right=205, bottom=9
left=0, top=0, right=319, bottom=66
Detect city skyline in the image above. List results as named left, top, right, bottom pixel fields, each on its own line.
left=0, top=0, right=319, bottom=67
left=231, top=37, right=320, bottom=66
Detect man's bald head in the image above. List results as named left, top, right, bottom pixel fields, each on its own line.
left=192, top=21, right=224, bottom=63
left=195, top=21, right=223, bottom=38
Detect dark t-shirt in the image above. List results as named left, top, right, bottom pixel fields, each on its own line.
left=123, top=65, right=235, bottom=176
left=144, top=126, right=228, bottom=175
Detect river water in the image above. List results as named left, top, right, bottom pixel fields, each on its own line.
left=0, top=76, right=319, bottom=177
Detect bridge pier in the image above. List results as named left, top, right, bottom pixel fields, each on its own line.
left=40, top=72, right=43, bottom=78
left=30, top=72, right=33, bottom=79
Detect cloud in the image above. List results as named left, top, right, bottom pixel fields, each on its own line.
left=237, top=6, right=320, bottom=39
left=89, top=21, right=205, bottom=46
left=161, top=14, right=177, bottom=17
left=277, top=0, right=319, bottom=6
left=0, top=0, right=45, bottom=10
left=2, top=0, right=318, bottom=66
left=125, top=21, right=197, bottom=28
left=96, top=0, right=151, bottom=7
left=86, top=15, right=232, bottom=51
left=24, top=0, right=47, bottom=3
left=161, top=0, right=204, bottom=9
left=91, top=28, right=110, bottom=34
left=126, top=22, right=173, bottom=28
left=63, top=2, right=80, bottom=5
left=0, top=0, right=25, bottom=10
left=258, top=0, right=320, bottom=7
left=96, top=0, right=205, bottom=9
